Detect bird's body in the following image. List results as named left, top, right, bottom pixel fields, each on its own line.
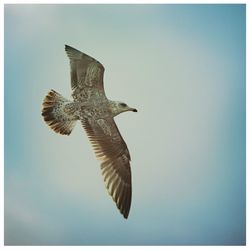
left=42, top=45, right=137, bottom=219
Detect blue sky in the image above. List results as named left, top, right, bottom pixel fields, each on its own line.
left=4, top=4, right=245, bottom=245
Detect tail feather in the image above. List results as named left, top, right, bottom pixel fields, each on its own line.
left=42, top=90, right=78, bottom=135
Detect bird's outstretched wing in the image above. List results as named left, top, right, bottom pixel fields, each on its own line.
left=81, top=116, right=132, bottom=219
left=65, top=45, right=106, bottom=101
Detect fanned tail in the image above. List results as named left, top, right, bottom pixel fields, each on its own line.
left=42, top=90, right=78, bottom=135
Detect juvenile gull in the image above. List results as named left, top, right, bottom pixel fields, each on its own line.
left=41, top=45, right=137, bottom=219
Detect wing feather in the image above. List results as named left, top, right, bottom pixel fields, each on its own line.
left=65, top=45, right=106, bottom=101
left=81, top=117, right=132, bottom=219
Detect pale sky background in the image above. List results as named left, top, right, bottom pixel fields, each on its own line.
left=4, top=4, right=246, bottom=245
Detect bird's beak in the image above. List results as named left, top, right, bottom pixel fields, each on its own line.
left=129, top=108, right=137, bottom=112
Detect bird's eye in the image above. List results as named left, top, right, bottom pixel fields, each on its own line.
left=119, top=103, right=127, bottom=107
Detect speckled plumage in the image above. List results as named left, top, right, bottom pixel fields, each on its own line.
left=42, top=45, right=137, bottom=219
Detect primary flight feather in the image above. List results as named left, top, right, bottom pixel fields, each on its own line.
left=41, top=45, right=137, bottom=219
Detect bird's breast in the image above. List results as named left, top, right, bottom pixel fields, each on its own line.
left=80, top=101, right=111, bottom=119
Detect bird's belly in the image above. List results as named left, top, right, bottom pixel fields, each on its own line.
left=80, top=102, right=110, bottom=119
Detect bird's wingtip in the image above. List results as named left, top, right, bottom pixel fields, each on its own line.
left=65, top=44, right=75, bottom=51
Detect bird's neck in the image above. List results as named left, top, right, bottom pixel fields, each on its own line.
left=108, top=101, right=122, bottom=117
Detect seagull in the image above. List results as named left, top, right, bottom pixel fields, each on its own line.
left=41, top=45, right=137, bottom=219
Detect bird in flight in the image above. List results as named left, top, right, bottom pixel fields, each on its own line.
left=41, top=45, right=137, bottom=219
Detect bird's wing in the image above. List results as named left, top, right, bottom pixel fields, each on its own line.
left=81, top=116, right=132, bottom=219
left=65, top=45, right=106, bottom=101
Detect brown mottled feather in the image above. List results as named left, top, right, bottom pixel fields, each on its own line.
left=41, top=90, right=77, bottom=135
left=81, top=117, right=132, bottom=219
left=65, top=45, right=105, bottom=100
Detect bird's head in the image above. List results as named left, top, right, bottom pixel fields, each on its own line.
left=110, top=101, right=137, bottom=116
